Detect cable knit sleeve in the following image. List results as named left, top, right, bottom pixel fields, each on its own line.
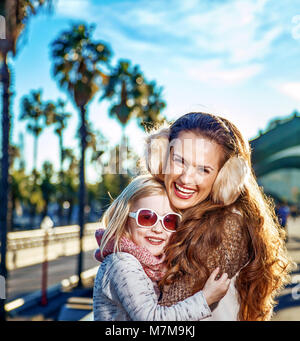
left=159, top=212, right=250, bottom=307
left=205, top=212, right=250, bottom=278
left=102, top=252, right=212, bottom=321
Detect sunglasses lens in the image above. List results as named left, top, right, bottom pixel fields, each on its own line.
left=163, top=214, right=180, bottom=231
left=137, top=209, right=157, bottom=227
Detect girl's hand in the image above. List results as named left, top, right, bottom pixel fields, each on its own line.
left=202, top=267, right=230, bottom=306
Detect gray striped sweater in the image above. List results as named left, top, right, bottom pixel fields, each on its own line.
left=93, top=252, right=212, bottom=321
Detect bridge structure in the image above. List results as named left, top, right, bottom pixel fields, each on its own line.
left=250, top=113, right=300, bottom=186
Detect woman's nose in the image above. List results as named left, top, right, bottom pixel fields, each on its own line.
left=179, top=165, right=197, bottom=185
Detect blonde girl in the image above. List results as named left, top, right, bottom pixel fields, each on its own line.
left=93, top=175, right=230, bottom=321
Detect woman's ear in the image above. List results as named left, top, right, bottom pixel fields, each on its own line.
left=211, top=156, right=250, bottom=205
left=143, top=127, right=170, bottom=180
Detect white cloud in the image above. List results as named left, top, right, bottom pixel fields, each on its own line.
left=183, top=59, right=262, bottom=85
left=90, top=0, right=284, bottom=86
left=55, top=0, right=91, bottom=19
left=182, top=0, right=282, bottom=63
left=56, top=0, right=284, bottom=67
left=54, top=0, right=294, bottom=88
left=278, top=82, right=300, bottom=101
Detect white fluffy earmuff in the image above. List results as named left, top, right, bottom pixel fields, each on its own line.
left=211, top=156, right=250, bottom=205
left=143, top=127, right=170, bottom=178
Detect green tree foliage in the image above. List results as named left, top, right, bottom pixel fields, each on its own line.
left=102, top=59, right=166, bottom=132
left=44, top=99, right=71, bottom=222
left=51, top=23, right=112, bottom=285
left=20, top=89, right=47, bottom=174
left=40, top=161, right=56, bottom=218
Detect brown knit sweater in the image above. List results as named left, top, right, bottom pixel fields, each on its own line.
left=159, top=212, right=251, bottom=307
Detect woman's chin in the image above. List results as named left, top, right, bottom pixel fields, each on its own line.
left=172, top=199, right=193, bottom=210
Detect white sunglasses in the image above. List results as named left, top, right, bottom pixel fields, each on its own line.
left=129, top=208, right=182, bottom=233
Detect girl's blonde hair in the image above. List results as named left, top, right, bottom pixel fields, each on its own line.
left=99, top=174, right=166, bottom=257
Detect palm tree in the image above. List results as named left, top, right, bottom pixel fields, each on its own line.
left=0, top=0, right=52, bottom=320
left=20, top=89, right=46, bottom=178
left=40, top=161, right=56, bottom=219
left=62, top=148, right=79, bottom=225
left=20, top=89, right=52, bottom=226
left=45, top=99, right=71, bottom=224
left=10, top=133, right=27, bottom=231
left=50, top=23, right=111, bottom=286
left=101, top=60, right=144, bottom=132
left=45, top=99, right=71, bottom=175
left=7, top=144, right=21, bottom=232
left=102, top=59, right=166, bottom=132
left=24, top=168, right=43, bottom=226
left=10, top=167, right=29, bottom=229
left=136, top=80, right=166, bottom=131
left=101, top=59, right=166, bottom=179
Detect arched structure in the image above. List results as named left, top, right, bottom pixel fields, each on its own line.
left=250, top=115, right=300, bottom=177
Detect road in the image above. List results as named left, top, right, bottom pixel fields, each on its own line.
left=6, top=249, right=100, bottom=301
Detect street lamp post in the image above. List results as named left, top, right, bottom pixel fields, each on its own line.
left=40, top=216, right=53, bottom=306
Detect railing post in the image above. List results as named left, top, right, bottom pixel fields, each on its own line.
left=40, top=216, right=53, bottom=306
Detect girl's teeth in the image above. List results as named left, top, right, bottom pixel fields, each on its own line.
left=148, top=238, right=162, bottom=242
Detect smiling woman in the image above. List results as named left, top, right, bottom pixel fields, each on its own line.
left=143, top=112, right=295, bottom=321
left=164, top=130, right=224, bottom=209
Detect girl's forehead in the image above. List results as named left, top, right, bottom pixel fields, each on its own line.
left=131, top=194, right=173, bottom=213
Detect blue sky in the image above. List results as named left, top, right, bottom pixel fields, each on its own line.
left=9, top=0, right=300, bottom=182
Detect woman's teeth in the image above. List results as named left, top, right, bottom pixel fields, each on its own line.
left=175, top=183, right=195, bottom=194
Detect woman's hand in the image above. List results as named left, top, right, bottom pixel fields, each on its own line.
left=202, top=267, right=230, bottom=306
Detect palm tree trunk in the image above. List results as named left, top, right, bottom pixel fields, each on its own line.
left=57, top=133, right=64, bottom=224
left=0, top=53, right=11, bottom=321
left=119, top=129, right=128, bottom=191
left=42, top=200, right=49, bottom=219
left=67, top=199, right=74, bottom=224
left=59, top=134, right=64, bottom=171
left=33, top=134, right=38, bottom=180
left=30, top=135, right=39, bottom=228
left=77, top=105, right=87, bottom=287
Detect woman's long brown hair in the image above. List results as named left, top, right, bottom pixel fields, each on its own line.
left=156, top=112, right=295, bottom=321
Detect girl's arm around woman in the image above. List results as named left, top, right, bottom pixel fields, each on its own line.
left=93, top=252, right=212, bottom=321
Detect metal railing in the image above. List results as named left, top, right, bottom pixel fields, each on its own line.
left=6, top=222, right=99, bottom=251
left=5, top=222, right=100, bottom=270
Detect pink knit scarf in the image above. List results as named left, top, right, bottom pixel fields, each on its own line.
left=94, top=228, right=167, bottom=281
